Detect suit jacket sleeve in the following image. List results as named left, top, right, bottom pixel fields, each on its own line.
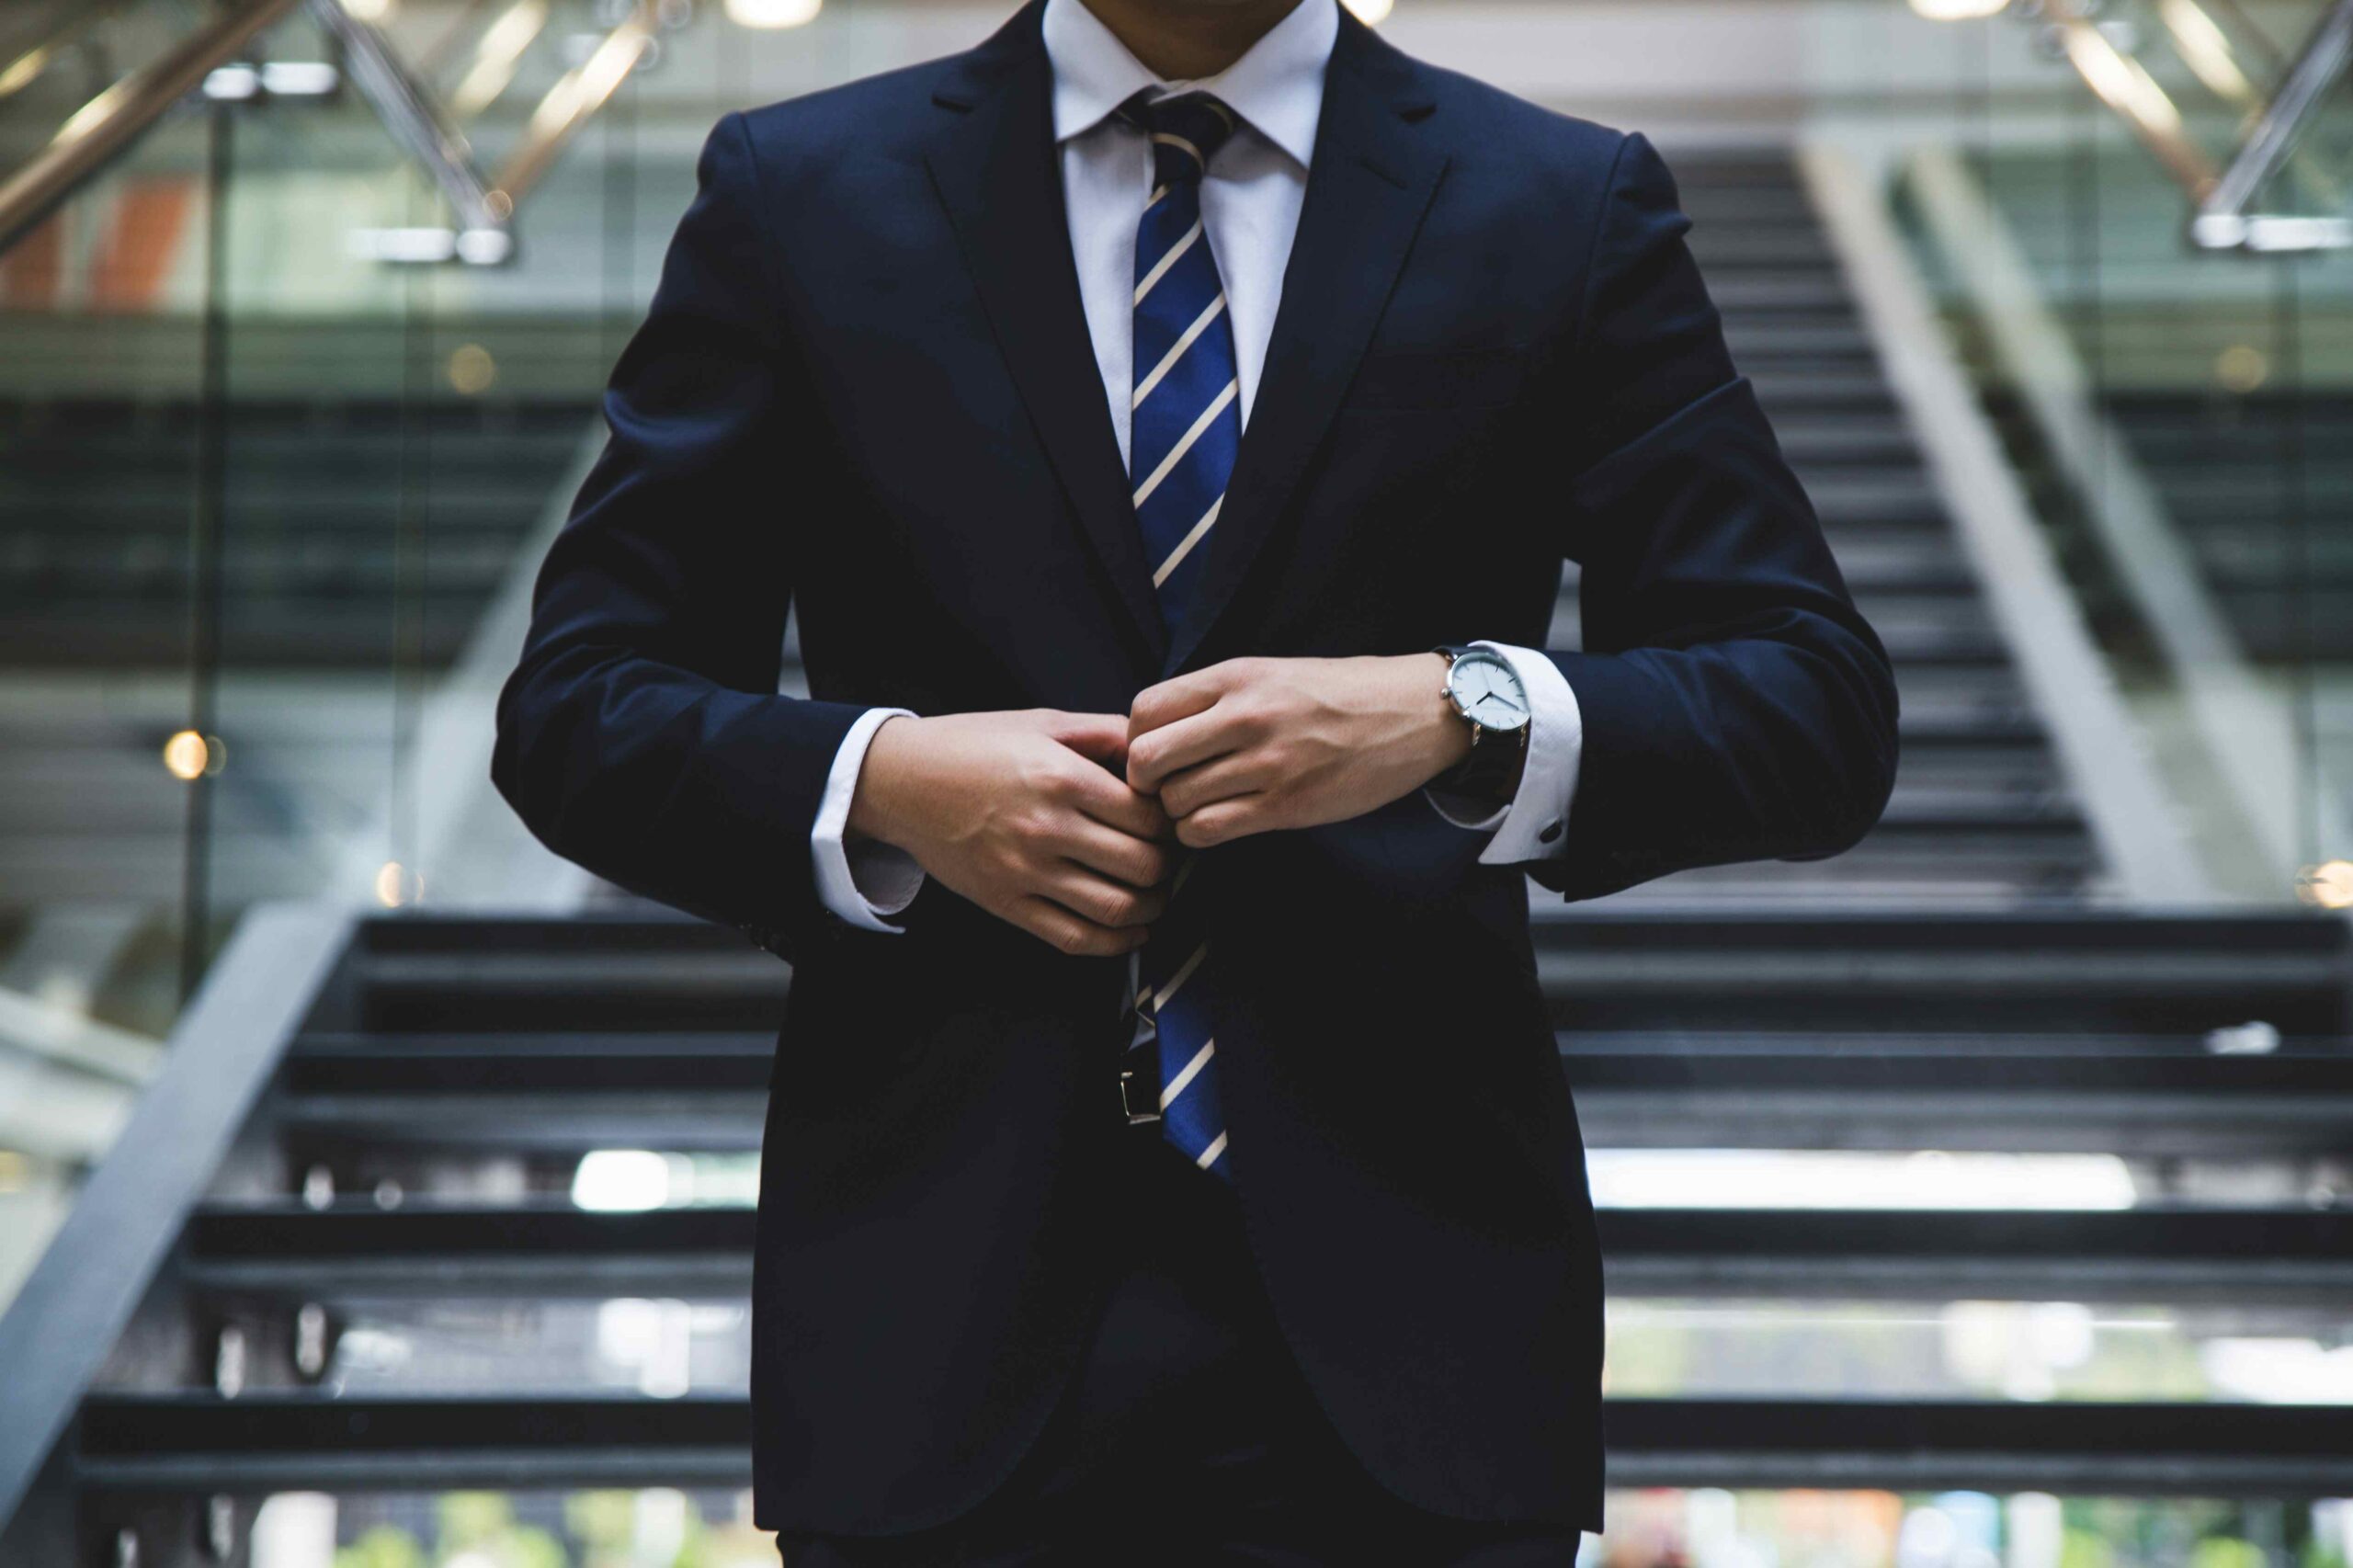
left=1518, top=130, right=1900, bottom=903
left=491, top=111, right=870, bottom=960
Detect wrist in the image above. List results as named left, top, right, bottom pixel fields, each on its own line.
left=1406, top=652, right=1472, bottom=785
left=846, top=712, right=917, bottom=849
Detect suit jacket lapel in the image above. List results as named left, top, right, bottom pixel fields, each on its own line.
left=1161, top=6, right=1449, bottom=678
left=924, top=0, right=1168, bottom=673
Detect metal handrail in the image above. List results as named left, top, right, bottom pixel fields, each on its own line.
left=0, top=1, right=135, bottom=103
left=486, top=0, right=659, bottom=216
left=2043, top=0, right=2222, bottom=200
left=0, top=0, right=303, bottom=257
left=1995, top=0, right=2353, bottom=250
left=305, top=0, right=513, bottom=258
left=2192, top=0, right=2353, bottom=248
left=0, top=0, right=661, bottom=267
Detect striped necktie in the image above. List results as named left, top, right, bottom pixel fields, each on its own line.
left=1122, top=89, right=1240, bottom=1183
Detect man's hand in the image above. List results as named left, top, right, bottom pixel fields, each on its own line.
left=847, top=709, right=1176, bottom=956
left=1126, top=655, right=1472, bottom=848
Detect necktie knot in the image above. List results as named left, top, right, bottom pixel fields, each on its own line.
left=1119, top=90, right=1239, bottom=189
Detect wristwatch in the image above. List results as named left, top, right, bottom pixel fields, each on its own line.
left=1430, top=644, right=1531, bottom=805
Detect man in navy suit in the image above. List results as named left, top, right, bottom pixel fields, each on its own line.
left=493, top=0, right=1898, bottom=1555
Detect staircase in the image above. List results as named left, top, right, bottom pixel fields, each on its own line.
left=1587, top=156, right=2102, bottom=906
left=6, top=901, right=2351, bottom=1562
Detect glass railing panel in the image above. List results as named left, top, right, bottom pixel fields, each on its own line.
left=1965, top=138, right=2353, bottom=895
left=1870, top=0, right=2353, bottom=903
left=0, top=0, right=675, bottom=1318
left=0, top=74, right=221, bottom=1317
left=198, top=1, right=684, bottom=935
left=209, top=16, right=494, bottom=942
left=3, top=0, right=958, bottom=1054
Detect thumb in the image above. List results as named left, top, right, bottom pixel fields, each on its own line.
left=1037, top=710, right=1131, bottom=770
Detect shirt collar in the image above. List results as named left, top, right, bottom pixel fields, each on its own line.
left=1040, top=0, right=1337, bottom=171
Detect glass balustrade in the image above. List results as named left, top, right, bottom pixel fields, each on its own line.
left=1874, top=0, right=2353, bottom=905
left=0, top=0, right=744, bottom=1315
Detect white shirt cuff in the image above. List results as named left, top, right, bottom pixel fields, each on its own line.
left=812, top=707, right=926, bottom=933
left=1423, top=641, right=1584, bottom=863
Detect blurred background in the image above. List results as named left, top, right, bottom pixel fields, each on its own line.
left=2, top=0, right=2353, bottom=1562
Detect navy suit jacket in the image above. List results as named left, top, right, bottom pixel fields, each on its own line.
left=493, top=0, right=1898, bottom=1537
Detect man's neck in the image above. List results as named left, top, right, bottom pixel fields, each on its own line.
left=1074, top=0, right=1308, bottom=83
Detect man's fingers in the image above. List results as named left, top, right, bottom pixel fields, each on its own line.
left=1011, top=894, right=1152, bottom=958
left=1158, top=754, right=1269, bottom=821
left=1061, top=759, right=1174, bottom=842
left=1176, top=795, right=1267, bottom=848
left=1038, top=865, right=1166, bottom=929
left=1126, top=706, right=1249, bottom=792
left=1054, top=815, right=1176, bottom=892
left=1127, top=662, right=1241, bottom=744
left=1037, top=710, right=1131, bottom=771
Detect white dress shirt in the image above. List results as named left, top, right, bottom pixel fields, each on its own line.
left=808, top=0, right=1584, bottom=932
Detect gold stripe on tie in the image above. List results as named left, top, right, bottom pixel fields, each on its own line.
left=1132, top=379, right=1238, bottom=509
left=1133, top=218, right=1203, bottom=308
left=1150, top=131, right=1205, bottom=167
left=1133, top=293, right=1228, bottom=408
left=1160, top=1038, right=1216, bottom=1108
left=1153, top=496, right=1222, bottom=588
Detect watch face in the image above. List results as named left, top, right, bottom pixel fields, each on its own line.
left=1447, top=650, right=1531, bottom=732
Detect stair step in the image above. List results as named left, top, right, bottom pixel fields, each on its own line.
left=1687, top=230, right=1839, bottom=267
left=67, top=1392, right=2353, bottom=1497
left=1704, top=274, right=1857, bottom=312
left=323, top=914, right=2347, bottom=1040
left=174, top=1202, right=2353, bottom=1301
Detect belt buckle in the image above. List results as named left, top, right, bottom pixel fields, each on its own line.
left=1120, top=1065, right=1161, bottom=1125
left=1120, top=974, right=1161, bottom=1126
